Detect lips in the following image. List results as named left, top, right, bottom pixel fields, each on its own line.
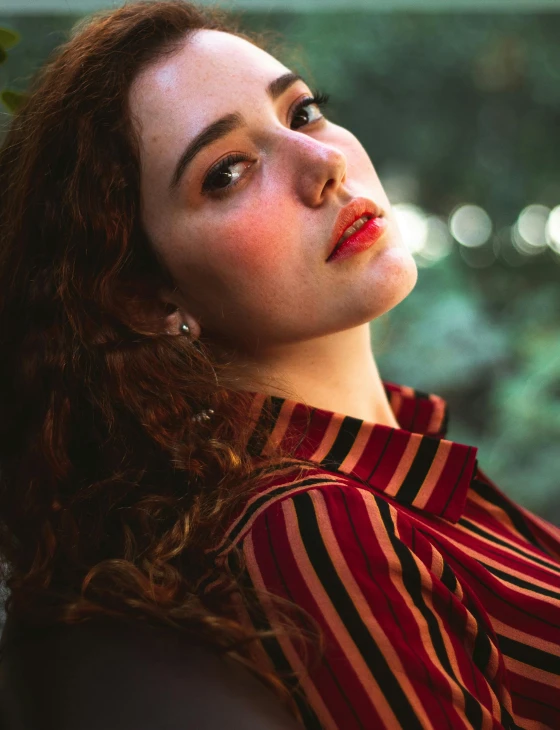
left=328, top=197, right=385, bottom=260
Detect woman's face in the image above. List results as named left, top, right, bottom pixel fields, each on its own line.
left=129, top=30, right=417, bottom=356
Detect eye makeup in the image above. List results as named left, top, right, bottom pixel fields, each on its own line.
left=200, top=89, right=331, bottom=198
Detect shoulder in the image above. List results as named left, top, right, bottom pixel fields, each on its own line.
left=211, top=465, right=373, bottom=559
left=225, top=476, right=460, bottom=597
left=221, top=462, right=409, bottom=545
left=0, top=613, right=302, bottom=730
left=240, top=478, right=414, bottom=559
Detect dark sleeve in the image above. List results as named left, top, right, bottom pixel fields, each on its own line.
left=0, top=614, right=302, bottom=730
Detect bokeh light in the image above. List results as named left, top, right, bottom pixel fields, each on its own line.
left=512, top=203, right=550, bottom=255
left=393, top=203, right=429, bottom=255
left=545, top=205, right=560, bottom=254
left=393, top=205, right=453, bottom=268
left=420, top=217, right=453, bottom=263
left=449, top=204, right=493, bottom=248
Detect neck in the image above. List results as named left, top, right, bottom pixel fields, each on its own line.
left=228, top=323, right=401, bottom=429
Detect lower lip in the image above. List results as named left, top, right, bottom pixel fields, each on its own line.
left=327, top=216, right=388, bottom=262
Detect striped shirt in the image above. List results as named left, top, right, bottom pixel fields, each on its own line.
left=203, top=381, right=560, bottom=730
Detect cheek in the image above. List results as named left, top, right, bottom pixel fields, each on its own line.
left=212, top=206, right=289, bottom=274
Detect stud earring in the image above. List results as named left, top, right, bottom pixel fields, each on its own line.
left=180, top=322, right=191, bottom=337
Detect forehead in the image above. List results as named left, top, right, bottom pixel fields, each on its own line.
left=129, top=29, right=290, bottom=132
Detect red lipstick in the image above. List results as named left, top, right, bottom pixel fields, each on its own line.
left=327, top=215, right=388, bottom=262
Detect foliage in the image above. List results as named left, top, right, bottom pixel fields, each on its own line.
left=0, top=25, right=26, bottom=113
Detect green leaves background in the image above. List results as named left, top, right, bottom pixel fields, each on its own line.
left=0, top=25, right=26, bottom=113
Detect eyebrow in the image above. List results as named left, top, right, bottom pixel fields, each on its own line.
left=169, top=72, right=305, bottom=193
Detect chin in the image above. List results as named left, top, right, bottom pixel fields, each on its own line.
left=372, top=249, right=418, bottom=318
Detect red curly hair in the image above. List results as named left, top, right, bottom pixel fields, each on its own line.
left=0, top=1, right=325, bottom=722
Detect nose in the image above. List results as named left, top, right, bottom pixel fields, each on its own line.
left=290, top=135, right=347, bottom=207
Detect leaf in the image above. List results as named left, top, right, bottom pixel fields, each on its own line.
left=1, top=90, right=27, bottom=114
left=0, top=46, right=6, bottom=66
left=0, top=27, right=21, bottom=51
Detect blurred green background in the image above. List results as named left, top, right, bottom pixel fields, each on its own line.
left=1, top=1, right=559, bottom=521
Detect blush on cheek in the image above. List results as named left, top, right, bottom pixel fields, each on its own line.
left=222, top=218, right=286, bottom=272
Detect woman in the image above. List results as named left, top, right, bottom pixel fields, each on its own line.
left=0, top=1, right=559, bottom=728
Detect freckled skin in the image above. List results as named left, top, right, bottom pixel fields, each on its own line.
left=129, top=29, right=418, bottom=424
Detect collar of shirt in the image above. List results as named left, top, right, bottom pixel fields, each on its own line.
left=244, top=380, right=478, bottom=524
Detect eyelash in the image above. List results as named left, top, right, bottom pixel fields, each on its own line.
left=201, top=89, right=331, bottom=198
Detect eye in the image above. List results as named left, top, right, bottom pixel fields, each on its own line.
left=290, top=90, right=331, bottom=130
left=200, top=89, right=331, bottom=198
left=201, top=152, right=252, bottom=197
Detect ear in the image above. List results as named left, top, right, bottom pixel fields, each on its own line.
left=158, top=288, right=202, bottom=340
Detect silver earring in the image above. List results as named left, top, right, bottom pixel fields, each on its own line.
left=180, top=322, right=191, bottom=337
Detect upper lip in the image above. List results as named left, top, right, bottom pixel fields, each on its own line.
left=327, top=197, right=385, bottom=260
